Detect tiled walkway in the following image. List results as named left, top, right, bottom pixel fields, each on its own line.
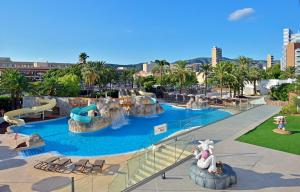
left=133, top=105, right=300, bottom=192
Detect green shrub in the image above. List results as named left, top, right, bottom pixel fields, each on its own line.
left=281, top=103, right=297, bottom=114
left=270, top=83, right=295, bottom=101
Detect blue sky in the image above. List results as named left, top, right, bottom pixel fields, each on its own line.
left=0, top=0, right=300, bottom=64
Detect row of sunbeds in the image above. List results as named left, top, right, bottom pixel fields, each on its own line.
left=34, top=156, right=105, bottom=174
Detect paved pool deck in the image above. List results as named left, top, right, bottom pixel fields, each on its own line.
left=133, top=105, right=300, bottom=192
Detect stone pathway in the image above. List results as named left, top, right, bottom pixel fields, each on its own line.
left=132, top=105, right=300, bottom=192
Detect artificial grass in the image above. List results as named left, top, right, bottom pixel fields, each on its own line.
left=237, top=115, right=300, bottom=155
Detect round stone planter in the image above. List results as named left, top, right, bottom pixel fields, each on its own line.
left=189, top=162, right=237, bottom=190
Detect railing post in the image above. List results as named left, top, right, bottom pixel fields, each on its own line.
left=126, top=163, right=129, bottom=187
left=174, top=137, right=177, bottom=162
left=71, top=177, right=75, bottom=192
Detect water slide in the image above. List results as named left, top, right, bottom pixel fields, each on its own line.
left=70, top=104, right=98, bottom=123
left=4, top=98, right=57, bottom=126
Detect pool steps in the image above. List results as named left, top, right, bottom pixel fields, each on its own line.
left=129, top=145, right=191, bottom=185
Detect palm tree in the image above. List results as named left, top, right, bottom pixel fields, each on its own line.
left=0, top=69, right=29, bottom=109
left=105, top=67, right=117, bottom=91
left=237, top=56, right=251, bottom=96
left=172, top=60, right=191, bottom=93
left=224, top=62, right=238, bottom=98
left=40, top=77, right=63, bottom=96
left=248, top=67, right=263, bottom=95
left=199, top=63, right=213, bottom=96
left=81, top=64, right=98, bottom=96
left=213, top=61, right=230, bottom=98
left=152, top=60, right=170, bottom=86
left=79, top=52, right=89, bottom=64
left=285, top=66, right=296, bottom=79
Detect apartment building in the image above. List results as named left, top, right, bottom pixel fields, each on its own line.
left=211, top=46, right=222, bottom=67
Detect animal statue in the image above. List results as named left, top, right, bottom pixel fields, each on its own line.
left=193, top=139, right=217, bottom=173
left=274, top=116, right=287, bottom=130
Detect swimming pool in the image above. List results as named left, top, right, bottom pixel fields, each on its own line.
left=12, top=104, right=231, bottom=157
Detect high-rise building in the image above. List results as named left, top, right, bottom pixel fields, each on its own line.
left=286, top=42, right=300, bottom=75
left=295, top=48, right=300, bottom=75
left=282, top=28, right=300, bottom=70
left=211, top=46, right=222, bottom=67
left=266, top=54, right=274, bottom=69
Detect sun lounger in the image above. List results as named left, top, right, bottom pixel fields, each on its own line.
left=81, top=159, right=105, bottom=174
left=34, top=156, right=60, bottom=170
left=92, top=160, right=105, bottom=173
left=73, top=159, right=89, bottom=173
left=46, top=158, right=71, bottom=172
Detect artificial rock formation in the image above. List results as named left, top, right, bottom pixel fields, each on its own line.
left=190, top=139, right=237, bottom=189
left=187, top=97, right=208, bottom=109
left=189, top=163, right=237, bottom=190
left=68, top=117, right=110, bottom=133
left=128, top=96, right=164, bottom=116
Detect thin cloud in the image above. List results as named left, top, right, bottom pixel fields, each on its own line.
left=228, top=8, right=255, bottom=21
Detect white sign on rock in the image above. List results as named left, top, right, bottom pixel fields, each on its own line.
left=154, top=123, right=167, bottom=135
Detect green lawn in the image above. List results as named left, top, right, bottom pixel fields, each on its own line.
left=237, top=115, right=300, bottom=155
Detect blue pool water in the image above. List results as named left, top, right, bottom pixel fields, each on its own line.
left=13, top=104, right=231, bottom=157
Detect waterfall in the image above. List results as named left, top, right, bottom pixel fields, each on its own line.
left=111, top=109, right=128, bottom=129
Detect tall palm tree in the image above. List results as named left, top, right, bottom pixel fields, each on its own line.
left=248, top=67, right=263, bottom=95
left=79, top=52, right=89, bottom=64
left=152, top=60, right=170, bottom=86
left=0, top=69, right=29, bottom=109
left=213, top=61, right=230, bottom=98
left=105, top=67, right=117, bottom=91
left=199, top=63, right=213, bottom=96
left=237, top=56, right=251, bottom=96
left=81, top=64, right=98, bottom=96
left=172, top=60, right=191, bottom=93
left=224, top=62, right=238, bottom=98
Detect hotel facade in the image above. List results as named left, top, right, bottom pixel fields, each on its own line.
left=0, top=57, right=72, bottom=81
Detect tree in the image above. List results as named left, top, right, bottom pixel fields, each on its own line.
left=152, top=60, right=170, bottom=86
left=172, top=60, right=192, bottom=93
left=79, top=52, right=89, bottom=64
left=139, top=76, right=156, bottom=91
left=128, top=68, right=137, bottom=88
left=81, top=63, right=98, bottom=96
left=199, top=63, right=213, bottom=96
left=212, top=61, right=230, bottom=98
left=104, top=67, right=117, bottom=90
left=39, top=77, right=63, bottom=96
left=237, top=56, right=251, bottom=96
left=284, top=67, right=296, bottom=79
left=0, top=69, right=29, bottom=109
left=248, top=67, right=263, bottom=95
left=224, top=62, right=239, bottom=97
left=266, top=64, right=281, bottom=79
left=57, top=74, right=81, bottom=97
